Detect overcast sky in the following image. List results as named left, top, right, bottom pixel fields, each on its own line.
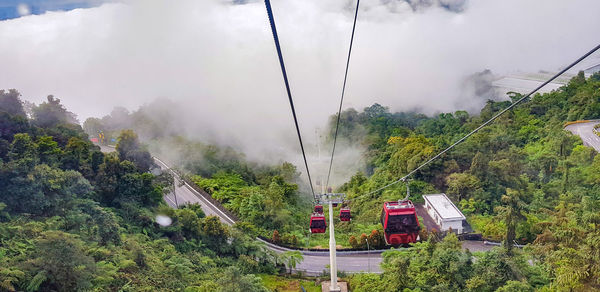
left=1, top=0, right=600, bottom=184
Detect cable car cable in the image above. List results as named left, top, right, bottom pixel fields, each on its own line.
left=325, top=0, right=361, bottom=190
left=363, top=42, right=600, bottom=199
left=264, top=0, right=316, bottom=199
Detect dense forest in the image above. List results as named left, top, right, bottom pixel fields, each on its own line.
left=344, top=72, right=600, bottom=291
left=0, top=90, right=308, bottom=291
left=4, top=71, right=599, bottom=291
left=84, top=72, right=600, bottom=291
left=82, top=100, right=321, bottom=248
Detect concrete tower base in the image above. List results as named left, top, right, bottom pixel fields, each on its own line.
left=321, top=281, right=347, bottom=292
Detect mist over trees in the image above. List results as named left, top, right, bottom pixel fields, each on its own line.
left=0, top=90, right=283, bottom=291
left=2, top=72, right=600, bottom=290
left=32, top=95, right=78, bottom=128
left=83, top=99, right=184, bottom=142
left=341, top=72, right=600, bottom=291
left=115, top=129, right=154, bottom=172
left=81, top=99, right=318, bottom=246
left=0, top=89, right=26, bottom=118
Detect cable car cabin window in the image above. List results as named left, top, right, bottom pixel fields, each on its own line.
left=310, top=219, right=326, bottom=229
left=386, top=215, right=418, bottom=233
left=340, top=209, right=351, bottom=221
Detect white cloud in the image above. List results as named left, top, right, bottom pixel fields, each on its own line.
left=0, top=0, right=599, bottom=185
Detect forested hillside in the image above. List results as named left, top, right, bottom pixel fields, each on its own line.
left=74, top=72, right=600, bottom=291
left=344, top=72, right=600, bottom=291
left=0, top=91, right=288, bottom=291
left=83, top=102, right=318, bottom=248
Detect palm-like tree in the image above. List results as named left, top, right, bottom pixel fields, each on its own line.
left=495, top=188, right=527, bottom=254
left=281, top=251, right=304, bottom=274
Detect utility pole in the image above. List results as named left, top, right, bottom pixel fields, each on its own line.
left=168, top=167, right=181, bottom=208
left=316, top=128, right=322, bottom=163
left=173, top=188, right=178, bottom=208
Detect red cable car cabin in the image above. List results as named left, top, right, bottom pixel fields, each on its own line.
left=314, top=205, right=323, bottom=214
left=381, top=200, right=420, bottom=245
left=339, top=208, right=351, bottom=221
left=309, top=213, right=326, bottom=233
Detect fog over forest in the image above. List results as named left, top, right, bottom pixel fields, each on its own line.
left=1, top=0, right=600, bottom=185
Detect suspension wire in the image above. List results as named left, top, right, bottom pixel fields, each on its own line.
left=264, top=0, right=316, bottom=199
left=325, top=0, right=361, bottom=190
left=363, top=43, right=600, bottom=200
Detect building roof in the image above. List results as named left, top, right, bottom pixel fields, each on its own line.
left=492, top=76, right=563, bottom=95
left=584, top=63, right=600, bottom=75
left=423, top=193, right=466, bottom=220
left=384, top=200, right=416, bottom=215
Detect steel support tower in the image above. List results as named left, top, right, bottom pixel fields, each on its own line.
left=318, top=193, right=345, bottom=292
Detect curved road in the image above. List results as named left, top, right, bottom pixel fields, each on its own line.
left=151, top=155, right=384, bottom=275
left=565, top=121, right=600, bottom=152
left=99, top=145, right=382, bottom=274
left=99, top=145, right=493, bottom=275
left=100, top=120, right=600, bottom=275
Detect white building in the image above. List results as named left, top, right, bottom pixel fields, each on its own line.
left=423, top=193, right=467, bottom=234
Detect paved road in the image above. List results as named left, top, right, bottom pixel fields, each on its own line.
left=99, top=145, right=233, bottom=223
left=98, top=145, right=493, bottom=275
left=155, top=156, right=384, bottom=275
left=154, top=157, right=237, bottom=225
left=94, top=120, right=600, bottom=275
left=99, top=145, right=380, bottom=274
left=565, top=121, right=600, bottom=152
left=98, top=145, right=114, bottom=153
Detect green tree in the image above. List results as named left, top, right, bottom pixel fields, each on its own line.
left=281, top=251, right=303, bottom=274
left=495, top=280, right=533, bottom=292
left=349, top=273, right=388, bottom=292
left=495, top=188, right=527, bottom=254
left=116, top=130, right=153, bottom=172
left=95, top=153, right=161, bottom=207
left=32, top=95, right=78, bottom=128
left=36, top=136, right=62, bottom=167
left=446, top=172, right=482, bottom=202
left=177, top=208, right=201, bottom=238
left=62, top=137, right=90, bottom=172
left=0, top=89, right=26, bottom=117
left=30, top=231, right=95, bottom=292
left=82, top=117, right=104, bottom=139
left=165, top=256, right=194, bottom=281
left=2, top=164, right=92, bottom=216
left=216, top=266, right=269, bottom=292
left=8, top=133, right=37, bottom=163
left=0, top=111, right=30, bottom=146
left=278, top=162, right=299, bottom=181
left=468, top=250, right=515, bottom=291
left=0, top=267, right=25, bottom=292
left=200, top=216, right=229, bottom=251
left=386, top=135, right=435, bottom=177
